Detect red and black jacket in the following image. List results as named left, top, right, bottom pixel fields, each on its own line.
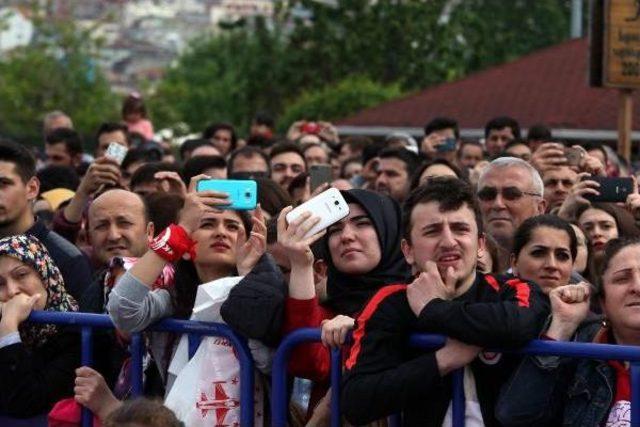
left=342, top=272, right=549, bottom=427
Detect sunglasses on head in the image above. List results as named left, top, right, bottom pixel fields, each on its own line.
left=477, top=186, right=541, bottom=202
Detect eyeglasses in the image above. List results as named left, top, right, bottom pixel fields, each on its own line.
left=477, top=186, right=541, bottom=202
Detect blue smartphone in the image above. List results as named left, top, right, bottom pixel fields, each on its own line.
left=196, top=179, right=257, bottom=210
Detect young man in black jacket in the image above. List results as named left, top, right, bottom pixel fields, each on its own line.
left=342, top=177, right=549, bottom=426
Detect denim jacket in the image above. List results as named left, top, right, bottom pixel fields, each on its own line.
left=495, top=319, right=614, bottom=427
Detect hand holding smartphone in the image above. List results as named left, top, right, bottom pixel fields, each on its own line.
left=310, top=164, right=332, bottom=192
left=285, top=188, right=349, bottom=238
left=196, top=179, right=257, bottom=210
left=105, top=142, right=128, bottom=165
left=582, top=176, right=633, bottom=203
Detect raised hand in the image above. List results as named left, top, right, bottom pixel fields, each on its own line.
left=236, top=206, right=267, bottom=276
left=154, top=171, right=188, bottom=196
left=78, top=157, right=122, bottom=196
left=530, top=142, right=567, bottom=173
left=625, top=176, right=640, bottom=221
left=557, top=173, right=599, bottom=220
left=178, top=175, right=229, bottom=234
left=406, top=261, right=456, bottom=317
left=546, top=282, right=591, bottom=341
left=0, top=293, right=41, bottom=333
left=277, top=206, right=326, bottom=267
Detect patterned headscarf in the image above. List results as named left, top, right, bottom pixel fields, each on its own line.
left=0, top=235, right=78, bottom=348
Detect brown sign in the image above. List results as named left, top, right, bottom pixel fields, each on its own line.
left=604, top=0, right=640, bottom=88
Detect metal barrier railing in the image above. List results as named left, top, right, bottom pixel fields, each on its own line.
left=14, top=313, right=640, bottom=427
left=272, top=328, right=640, bottom=427
left=25, top=311, right=255, bottom=427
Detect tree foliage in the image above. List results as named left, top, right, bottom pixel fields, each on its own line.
left=278, top=76, right=401, bottom=131
left=150, top=17, right=289, bottom=133
left=151, top=0, right=574, bottom=133
left=0, top=8, right=117, bottom=144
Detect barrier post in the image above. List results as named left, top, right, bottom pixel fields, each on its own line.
left=130, top=333, right=144, bottom=397
left=632, top=362, right=640, bottom=426
left=188, top=333, right=202, bottom=359
left=451, top=369, right=465, bottom=427
left=80, top=326, right=93, bottom=427
left=330, top=347, right=342, bottom=427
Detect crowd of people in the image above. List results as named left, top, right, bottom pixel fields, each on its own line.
left=1, top=93, right=640, bottom=427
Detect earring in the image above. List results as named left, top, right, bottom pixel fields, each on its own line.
left=602, top=317, right=609, bottom=328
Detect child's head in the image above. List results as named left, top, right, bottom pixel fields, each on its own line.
left=103, top=398, right=181, bottom=427
left=122, top=92, right=147, bottom=122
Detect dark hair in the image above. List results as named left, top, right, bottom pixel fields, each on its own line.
left=253, top=111, right=274, bottom=128
left=595, top=236, right=640, bottom=297
left=122, top=148, right=149, bottom=171
left=130, top=162, right=181, bottom=190
left=203, top=122, right=237, bottom=151
left=173, top=210, right=251, bottom=319
left=576, top=202, right=640, bottom=240
left=269, top=141, right=306, bottom=164
left=45, top=127, right=83, bottom=157
left=424, top=117, right=459, bottom=139
left=182, top=155, right=227, bottom=184
left=287, top=172, right=309, bottom=196
left=457, top=140, right=484, bottom=158
left=37, top=165, right=79, bottom=193
left=409, top=158, right=465, bottom=191
left=340, top=156, right=363, bottom=179
left=582, top=141, right=608, bottom=163
left=504, top=139, right=530, bottom=152
left=246, top=134, right=274, bottom=149
left=512, top=215, right=577, bottom=261
left=0, top=138, right=36, bottom=182
left=576, top=202, right=621, bottom=232
left=179, top=138, right=215, bottom=161
left=402, top=177, right=482, bottom=241
left=143, top=193, right=184, bottom=236
left=103, top=397, right=181, bottom=427
left=378, top=148, right=421, bottom=175
left=301, top=142, right=329, bottom=158
left=95, top=122, right=130, bottom=146
left=228, top=146, right=270, bottom=175
left=362, top=140, right=387, bottom=165
left=340, top=136, right=372, bottom=154
left=526, top=124, right=552, bottom=141
left=484, top=116, right=521, bottom=139
left=121, top=94, right=147, bottom=119
left=255, top=177, right=291, bottom=217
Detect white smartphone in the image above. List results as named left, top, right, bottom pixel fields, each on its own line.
left=105, top=142, right=129, bottom=165
left=286, top=188, right=350, bottom=238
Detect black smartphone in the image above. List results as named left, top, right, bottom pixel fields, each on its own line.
left=310, top=164, right=332, bottom=192
left=583, top=176, right=633, bottom=203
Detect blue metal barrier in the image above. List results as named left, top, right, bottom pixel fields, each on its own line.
left=25, top=311, right=255, bottom=427
left=272, top=328, right=640, bottom=427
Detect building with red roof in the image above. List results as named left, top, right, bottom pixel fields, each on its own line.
left=337, top=37, right=640, bottom=142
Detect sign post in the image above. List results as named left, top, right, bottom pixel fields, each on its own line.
left=601, top=0, right=640, bottom=161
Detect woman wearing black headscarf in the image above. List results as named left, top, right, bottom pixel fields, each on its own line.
left=278, top=189, right=411, bottom=383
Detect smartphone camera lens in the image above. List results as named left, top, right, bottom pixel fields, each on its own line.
left=334, top=200, right=339, bottom=205
left=245, top=192, right=251, bottom=198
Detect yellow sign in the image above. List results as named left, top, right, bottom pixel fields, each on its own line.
left=604, top=0, right=640, bottom=87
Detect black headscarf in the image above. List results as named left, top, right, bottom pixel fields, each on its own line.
left=322, top=189, right=411, bottom=316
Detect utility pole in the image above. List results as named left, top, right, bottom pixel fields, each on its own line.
left=571, top=0, right=583, bottom=38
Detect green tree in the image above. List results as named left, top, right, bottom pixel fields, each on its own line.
left=0, top=8, right=117, bottom=144
left=278, top=76, right=401, bottom=131
left=151, top=17, right=290, bottom=133
left=151, top=0, right=574, bottom=133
